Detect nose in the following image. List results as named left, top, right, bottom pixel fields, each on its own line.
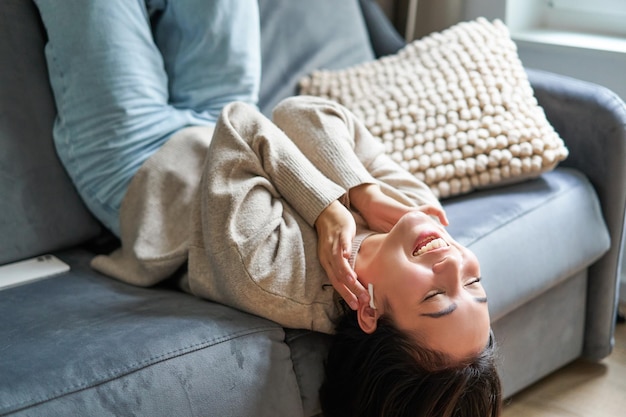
left=432, top=252, right=463, bottom=287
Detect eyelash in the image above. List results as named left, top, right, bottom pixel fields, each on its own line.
left=468, top=277, right=482, bottom=286
left=424, top=291, right=442, bottom=300
left=424, top=277, right=482, bottom=300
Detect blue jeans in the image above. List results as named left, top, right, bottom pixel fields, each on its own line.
left=34, top=0, right=261, bottom=235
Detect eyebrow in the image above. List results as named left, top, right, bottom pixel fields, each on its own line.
left=421, top=297, right=488, bottom=318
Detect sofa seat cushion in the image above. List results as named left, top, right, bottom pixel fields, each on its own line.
left=284, top=329, right=332, bottom=417
left=444, top=167, right=610, bottom=321
left=0, top=250, right=302, bottom=417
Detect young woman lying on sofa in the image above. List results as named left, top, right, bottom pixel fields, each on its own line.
left=201, top=96, right=502, bottom=417
left=33, top=0, right=501, bottom=415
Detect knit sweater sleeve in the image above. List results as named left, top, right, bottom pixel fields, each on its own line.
left=220, top=102, right=347, bottom=226
left=272, top=96, right=379, bottom=191
left=273, top=96, right=441, bottom=209
left=188, top=101, right=345, bottom=332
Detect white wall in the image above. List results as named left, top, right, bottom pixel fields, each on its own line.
left=462, top=0, right=626, bottom=99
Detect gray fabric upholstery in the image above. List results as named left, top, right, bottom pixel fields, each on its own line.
left=0, top=250, right=302, bottom=417
left=527, top=69, right=626, bottom=360
left=0, top=0, right=101, bottom=265
left=492, top=271, right=588, bottom=396
left=445, top=168, right=609, bottom=321
left=285, top=330, right=332, bottom=417
left=257, top=0, right=374, bottom=115
left=0, top=0, right=624, bottom=415
left=358, top=0, right=406, bottom=57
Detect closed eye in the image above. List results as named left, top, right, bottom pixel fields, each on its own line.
left=467, top=277, right=488, bottom=304
left=465, top=277, right=482, bottom=286
left=423, top=277, right=482, bottom=302
left=424, top=290, right=444, bottom=301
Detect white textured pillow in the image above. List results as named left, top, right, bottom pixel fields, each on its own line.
left=299, top=18, right=568, bottom=199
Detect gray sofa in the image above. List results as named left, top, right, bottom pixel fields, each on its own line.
left=1, top=0, right=624, bottom=416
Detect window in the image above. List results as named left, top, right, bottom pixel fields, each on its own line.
left=548, top=0, right=626, bottom=15
left=545, top=0, right=626, bottom=36
left=505, top=0, right=626, bottom=52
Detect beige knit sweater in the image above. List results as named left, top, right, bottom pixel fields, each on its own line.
left=91, top=96, right=439, bottom=334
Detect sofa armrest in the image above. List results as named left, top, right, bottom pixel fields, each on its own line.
left=527, top=68, right=626, bottom=361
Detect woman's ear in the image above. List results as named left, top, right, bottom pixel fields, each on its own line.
left=357, top=302, right=380, bottom=334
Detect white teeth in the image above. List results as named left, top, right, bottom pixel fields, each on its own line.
left=413, top=238, right=448, bottom=256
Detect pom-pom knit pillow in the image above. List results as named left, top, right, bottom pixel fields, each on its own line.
left=298, top=18, right=568, bottom=199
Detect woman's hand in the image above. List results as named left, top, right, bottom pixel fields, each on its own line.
left=350, top=183, right=448, bottom=232
left=315, top=200, right=368, bottom=310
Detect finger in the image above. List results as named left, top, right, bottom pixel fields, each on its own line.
left=419, top=205, right=449, bottom=226
left=335, top=233, right=351, bottom=260
left=338, top=231, right=370, bottom=305
left=332, top=258, right=369, bottom=310
left=320, top=250, right=359, bottom=310
left=326, top=260, right=359, bottom=308
left=340, top=277, right=369, bottom=310
left=341, top=224, right=356, bottom=258
left=342, top=265, right=369, bottom=306
left=335, top=283, right=359, bottom=310
left=437, top=209, right=449, bottom=226
left=330, top=237, right=355, bottom=281
left=332, top=237, right=360, bottom=286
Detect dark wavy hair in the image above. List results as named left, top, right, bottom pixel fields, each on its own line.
left=320, top=306, right=502, bottom=417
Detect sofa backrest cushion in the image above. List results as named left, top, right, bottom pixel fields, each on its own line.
left=257, top=0, right=375, bottom=115
left=0, top=0, right=101, bottom=265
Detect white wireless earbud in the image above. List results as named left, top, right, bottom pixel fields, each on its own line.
left=368, top=283, right=377, bottom=310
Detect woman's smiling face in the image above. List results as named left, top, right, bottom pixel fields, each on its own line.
left=354, top=210, right=491, bottom=362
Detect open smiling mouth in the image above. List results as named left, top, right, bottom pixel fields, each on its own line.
left=412, top=235, right=449, bottom=256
